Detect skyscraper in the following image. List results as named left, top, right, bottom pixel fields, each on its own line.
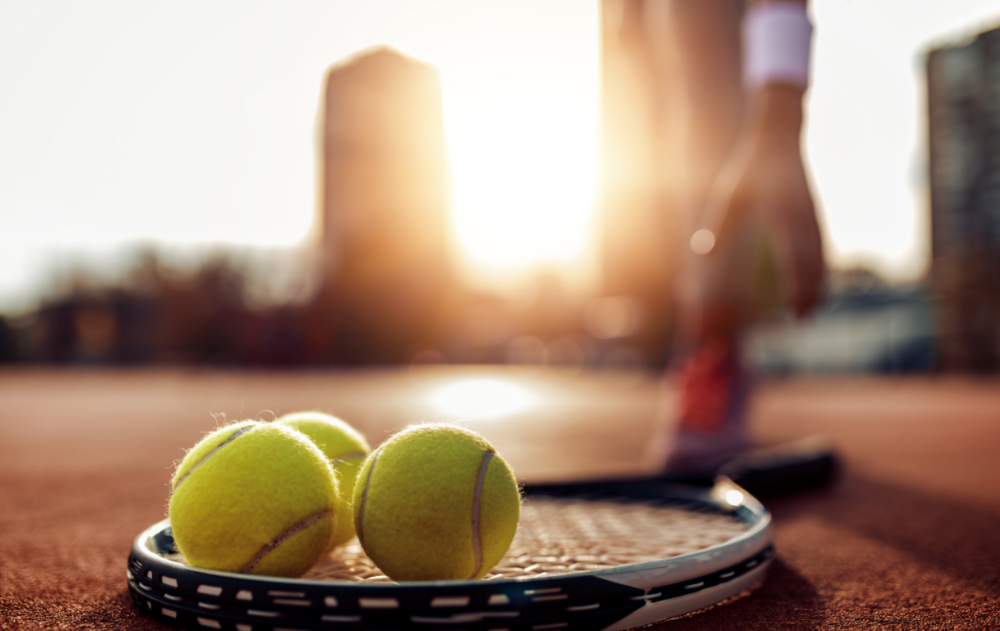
left=927, top=25, right=1000, bottom=371
left=318, top=48, right=453, bottom=363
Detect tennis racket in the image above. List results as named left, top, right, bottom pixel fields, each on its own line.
left=523, top=437, right=838, bottom=499
left=127, top=476, right=773, bottom=631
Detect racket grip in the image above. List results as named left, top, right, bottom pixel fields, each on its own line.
left=717, top=437, right=838, bottom=497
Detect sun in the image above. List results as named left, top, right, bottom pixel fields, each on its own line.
left=430, top=51, right=600, bottom=288
left=447, top=86, right=598, bottom=270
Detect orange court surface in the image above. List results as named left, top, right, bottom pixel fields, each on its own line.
left=1, top=367, right=999, bottom=630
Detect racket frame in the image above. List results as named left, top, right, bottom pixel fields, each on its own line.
left=127, top=477, right=772, bottom=631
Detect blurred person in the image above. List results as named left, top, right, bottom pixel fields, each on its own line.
left=639, top=0, right=825, bottom=475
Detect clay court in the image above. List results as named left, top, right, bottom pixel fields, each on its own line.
left=1, top=368, right=998, bottom=629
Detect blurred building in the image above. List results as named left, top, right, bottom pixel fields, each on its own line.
left=5, top=48, right=600, bottom=367
left=316, top=48, right=456, bottom=364
left=927, top=25, right=1000, bottom=371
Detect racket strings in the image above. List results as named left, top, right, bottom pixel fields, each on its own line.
left=303, top=496, right=748, bottom=582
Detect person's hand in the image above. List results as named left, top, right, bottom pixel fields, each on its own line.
left=692, top=85, right=824, bottom=318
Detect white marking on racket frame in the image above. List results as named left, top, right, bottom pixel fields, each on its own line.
left=322, top=615, right=361, bottom=623
left=174, top=425, right=254, bottom=489
left=412, top=611, right=520, bottom=624
left=630, top=592, right=662, bottom=601
left=469, top=449, right=494, bottom=579
left=431, top=596, right=471, bottom=608
left=247, top=609, right=280, bottom=618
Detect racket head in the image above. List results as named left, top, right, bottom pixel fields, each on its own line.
left=127, top=477, right=773, bottom=631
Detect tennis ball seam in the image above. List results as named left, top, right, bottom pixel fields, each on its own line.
left=174, top=425, right=255, bottom=490
left=354, top=449, right=380, bottom=551
left=242, top=508, right=334, bottom=573
left=469, top=449, right=494, bottom=580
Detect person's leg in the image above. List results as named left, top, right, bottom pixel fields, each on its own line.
left=643, top=0, right=758, bottom=475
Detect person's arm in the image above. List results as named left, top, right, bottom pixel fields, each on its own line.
left=693, top=0, right=824, bottom=317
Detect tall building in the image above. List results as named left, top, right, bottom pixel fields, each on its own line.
left=927, top=25, right=1000, bottom=371
left=318, top=48, right=454, bottom=363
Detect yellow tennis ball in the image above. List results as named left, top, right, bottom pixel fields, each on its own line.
left=168, top=420, right=339, bottom=577
left=353, top=424, right=520, bottom=581
left=276, top=411, right=371, bottom=549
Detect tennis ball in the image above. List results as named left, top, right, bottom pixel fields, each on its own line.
left=276, top=411, right=371, bottom=549
left=168, top=420, right=339, bottom=577
left=353, top=424, right=520, bottom=581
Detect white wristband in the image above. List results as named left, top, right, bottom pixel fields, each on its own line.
left=743, top=2, right=813, bottom=89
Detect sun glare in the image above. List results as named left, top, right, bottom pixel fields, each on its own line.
left=447, top=89, right=598, bottom=272
left=433, top=40, right=600, bottom=286
left=428, top=378, right=536, bottom=420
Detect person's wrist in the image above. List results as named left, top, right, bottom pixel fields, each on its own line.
left=742, top=0, right=810, bottom=144
left=746, top=84, right=804, bottom=144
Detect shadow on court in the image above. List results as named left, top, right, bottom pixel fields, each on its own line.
left=669, top=558, right=824, bottom=630
left=768, top=472, right=1000, bottom=598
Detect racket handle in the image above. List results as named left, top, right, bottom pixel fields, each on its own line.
left=522, top=437, right=838, bottom=498
left=717, top=437, right=838, bottom=497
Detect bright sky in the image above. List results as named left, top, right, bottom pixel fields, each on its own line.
left=0, top=0, right=998, bottom=314
left=807, top=0, right=1000, bottom=281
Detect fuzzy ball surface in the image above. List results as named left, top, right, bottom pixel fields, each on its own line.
left=277, top=411, right=370, bottom=549
left=353, top=424, right=520, bottom=581
left=168, top=420, right=339, bottom=577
